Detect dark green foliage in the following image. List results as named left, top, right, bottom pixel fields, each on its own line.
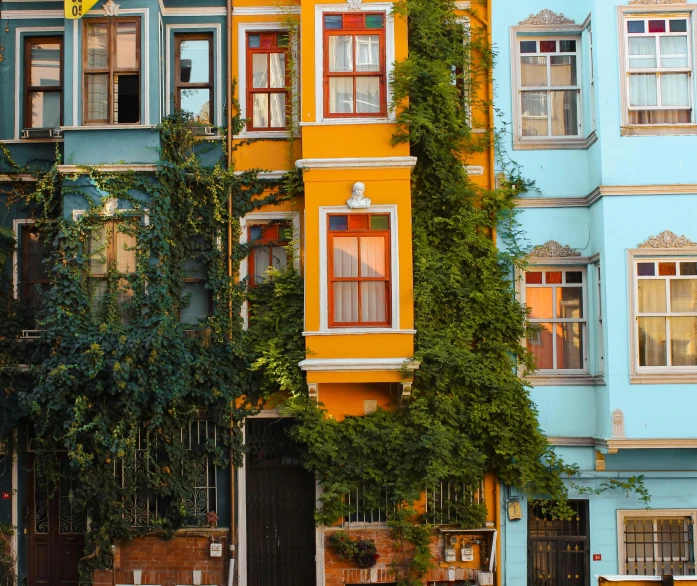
left=327, top=531, right=379, bottom=569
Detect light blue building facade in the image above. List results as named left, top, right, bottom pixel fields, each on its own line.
left=494, top=0, right=697, bottom=584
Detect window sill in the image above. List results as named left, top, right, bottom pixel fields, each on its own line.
left=300, top=118, right=395, bottom=127
left=621, top=124, right=697, bottom=137
left=513, top=131, right=597, bottom=151
left=524, top=374, right=602, bottom=386
left=234, top=130, right=297, bottom=139
left=304, top=329, right=416, bottom=336
left=60, top=125, right=157, bottom=131
left=630, top=372, right=697, bottom=384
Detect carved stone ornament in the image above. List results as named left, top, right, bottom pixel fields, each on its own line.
left=611, top=409, right=626, bottom=439
left=638, top=230, right=697, bottom=248
left=347, top=182, right=372, bottom=209
left=529, top=240, right=582, bottom=258
left=519, top=9, right=575, bottom=25
left=103, top=0, right=120, bottom=16
left=347, top=0, right=363, bottom=11
left=629, top=0, right=686, bottom=4
left=103, top=197, right=118, bottom=216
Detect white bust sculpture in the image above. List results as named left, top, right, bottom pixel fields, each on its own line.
left=347, top=182, right=371, bottom=209
left=103, top=197, right=118, bottom=216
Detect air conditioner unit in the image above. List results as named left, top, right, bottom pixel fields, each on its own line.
left=191, top=125, right=215, bottom=137
left=20, top=330, right=42, bottom=340
left=21, top=128, right=62, bottom=139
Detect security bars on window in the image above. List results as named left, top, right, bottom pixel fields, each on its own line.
left=623, top=516, right=696, bottom=576
left=425, top=480, right=485, bottom=525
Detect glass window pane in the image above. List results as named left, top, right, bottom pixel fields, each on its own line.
left=329, top=216, right=348, bottom=231
left=249, top=225, right=263, bottom=240
left=179, top=39, right=210, bottom=84
left=114, top=73, right=139, bottom=124
left=521, top=57, right=547, bottom=87
left=539, top=40, right=556, bottom=53
left=89, top=226, right=108, bottom=274
left=356, top=77, right=380, bottom=113
left=528, top=323, right=553, bottom=369
left=180, top=88, right=211, bottom=123
left=87, top=23, right=108, bottom=69
left=360, top=236, right=386, bottom=278
left=659, top=262, right=677, bottom=276
left=566, top=271, right=583, bottom=284
left=671, top=317, right=697, bottom=366
left=269, top=93, right=286, bottom=128
left=365, top=14, right=384, bottom=29
left=556, top=323, right=584, bottom=369
left=559, top=40, right=576, bottom=53
left=25, top=231, right=49, bottom=281
left=280, top=225, right=292, bottom=241
left=630, top=74, right=658, bottom=107
left=116, top=230, right=136, bottom=274
left=87, top=74, right=109, bottom=120
left=324, top=15, right=343, bottom=30
left=329, top=77, right=354, bottom=113
left=638, top=262, right=656, bottom=276
left=680, top=262, right=697, bottom=276
left=181, top=282, right=209, bottom=324
left=333, top=237, right=358, bottom=278
left=550, top=90, right=579, bottom=136
left=334, top=282, right=358, bottom=323
left=649, top=20, right=666, bottom=33
left=329, top=36, right=354, bottom=72
left=361, top=282, right=386, bottom=323
left=671, top=279, right=697, bottom=312
left=629, top=37, right=657, bottom=69
left=117, top=278, right=133, bottom=325
left=30, top=43, right=61, bottom=86
left=253, top=245, right=270, bottom=282
left=525, top=272, right=543, bottom=284
left=30, top=92, right=61, bottom=128
left=638, top=317, right=667, bottom=366
left=252, top=54, right=269, bottom=88
left=638, top=279, right=667, bottom=313
left=248, top=34, right=261, bottom=48
left=670, top=20, right=688, bottom=33
left=271, top=246, right=288, bottom=272
left=269, top=53, right=286, bottom=88
left=660, top=36, right=688, bottom=68
left=277, top=34, right=289, bottom=47
left=527, top=287, right=553, bottom=319
left=92, top=280, right=108, bottom=317
left=520, top=41, right=536, bottom=54
left=116, top=22, right=137, bottom=69
left=662, top=73, right=690, bottom=106
left=521, top=91, right=548, bottom=137
left=546, top=271, right=562, bottom=284
left=370, top=215, right=389, bottom=231
left=627, top=21, right=645, bottom=34
left=550, top=56, right=576, bottom=86
left=557, top=287, right=583, bottom=318
left=252, top=93, right=269, bottom=127
left=356, top=36, right=380, bottom=72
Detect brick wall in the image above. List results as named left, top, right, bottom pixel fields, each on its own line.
left=93, top=530, right=229, bottom=586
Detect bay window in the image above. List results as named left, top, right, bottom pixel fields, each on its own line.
left=83, top=18, right=140, bottom=125
left=175, top=33, right=213, bottom=124
left=248, top=223, right=291, bottom=286
left=246, top=32, right=289, bottom=130
left=323, top=13, right=386, bottom=117
left=328, top=214, right=390, bottom=327
left=24, top=38, right=63, bottom=131
left=524, top=268, right=587, bottom=372
left=624, top=15, right=693, bottom=125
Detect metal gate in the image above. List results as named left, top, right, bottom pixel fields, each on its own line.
left=528, top=500, right=590, bottom=586
left=246, top=419, right=316, bottom=586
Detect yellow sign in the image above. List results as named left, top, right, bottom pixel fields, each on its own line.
left=65, top=0, right=100, bottom=19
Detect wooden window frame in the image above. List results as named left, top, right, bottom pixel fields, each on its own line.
left=327, top=214, right=391, bottom=328
left=323, top=12, right=387, bottom=119
left=247, top=223, right=291, bottom=287
left=245, top=32, right=290, bottom=132
left=24, top=37, right=64, bottom=130
left=174, top=33, right=214, bottom=124
left=21, top=226, right=51, bottom=308
left=82, top=17, right=141, bottom=125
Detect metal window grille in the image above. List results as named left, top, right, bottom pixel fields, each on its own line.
left=344, top=483, right=390, bottom=525
left=624, top=516, right=696, bottom=576
left=425, top=479, right=485, bottom=525
left=120, top=423, right=158, bottom=528
left=181, top=420, right=217, bottom=525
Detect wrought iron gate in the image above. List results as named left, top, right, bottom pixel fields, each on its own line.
left=528, top=500, right=590, bottom=586
left=246, top=419, right=316, bottom=586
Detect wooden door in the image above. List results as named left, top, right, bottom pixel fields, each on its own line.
left=246, top=419, right=316, bottom=586
left=28, top=458, right=85, bottom=586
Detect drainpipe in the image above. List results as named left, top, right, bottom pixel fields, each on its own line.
left=495, top=480, right=502, bottom=586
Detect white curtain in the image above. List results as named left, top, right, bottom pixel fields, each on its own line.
left=629, top=74, right=658, bottom=107
left=660, top=36, right=688, bottom=67
left=662, top=73, right=689, bottom=106
left=329, top=36, right=353, bottom=72
left=270, top=53, right=285, bottom=88
left=333, top=237, right=358, bottom=323
left=356, top=35, right=379, bottom=72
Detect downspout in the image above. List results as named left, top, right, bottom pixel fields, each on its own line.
left=495, top=479, right=502, bottom=586
left=226, top=1, right=237, bottom=585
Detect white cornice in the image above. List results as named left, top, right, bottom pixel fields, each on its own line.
left=1, top=10, right=64, bottom=19
left=57, top=164, right=158, bottom=174
left=232, top=6, right=301, bottom=15
left=547, top=437, right=595, bottom=447
left=517, top=184, right=697, bottom=208
left=0, top=174, right=38, bottom=183
left=298, top=358, right=420, bottom=372
left=296, top=156, right=417, bottom=170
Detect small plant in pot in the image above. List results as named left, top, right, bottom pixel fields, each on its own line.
left=328, top=531, right=379, bottom=569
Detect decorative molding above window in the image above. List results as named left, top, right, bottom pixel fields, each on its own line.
left=529, top=240, right=582, bottom=258
left=519, top=9, right=575, bottom=26
left=103, top=0, right=120, bottom=16
left=638, top=230, right=697, bottom=249
left=346, top=0, right=363, bottom=10
left=628, top=0, right=686, bottom=4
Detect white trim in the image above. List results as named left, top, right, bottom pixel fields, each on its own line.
left=233, top=6, right=301, bottom=16
left=296, top=156, right=417, bottom=169
left=13, top=27, right=65, bottom=140
left=72, top=208, right=150, bottom=224
left=299, top=118, right=392, bottom=126
left=313, top=3, right=396, bottom=123
left=11, top=433, right=18, bottom=580
left=165, top=23, right=222, bottom=127
left=1, top=10, right=64, bottom=19
left=12, top=219, right=36, bottom=300
left=599, top=577, right=696, bottom=582
left=303, top=329, right=415, bottom=336
left=72, top=19, right=78, bottom=127
left=239, top=211, right=301, bottom=329
left=298, top=358, right=419, bottom=372
left=318, top=205, right=399, bottom=332
left=57, top=164, right=158, bottom=174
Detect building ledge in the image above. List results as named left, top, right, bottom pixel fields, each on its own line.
left=513, top=131, right=597, bottom=151
left=295, top=156, right=417, bottom=170
left=525, top=374, right=604, bottom=386
left=630, top=373, right=697, bottom=384
left=299, top=358, right=419, bottom=372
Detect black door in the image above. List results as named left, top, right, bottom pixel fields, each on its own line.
left=27, top=457, right=85, bottom=586
left=528, top=500, right=590, bottom=586
left=246, top=419, right=316, bottom=586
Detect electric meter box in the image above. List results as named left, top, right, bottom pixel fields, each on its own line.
left=210, top=542, right=223, bottom=557
left=444, top=548, right=457, bottom=563
left=479, top=571, right=494, bottom=585
left=461, top=546, right=474, bottom=562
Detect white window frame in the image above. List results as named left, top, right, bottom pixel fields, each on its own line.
left=628, top=250, right=697, bottom=381
left=520, top=265, right=589, bottom=378
left=311, top=3, right=396, bottom=125
left=617, top=5, right=697, bottom=135
left=318, top=205, right=399, bottom=334
left=617, top=509, right=697, bottom=577
left=596, top=263, right=605, bottom=375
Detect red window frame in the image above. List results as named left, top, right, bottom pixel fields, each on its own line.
left=327, top=214, right=391, bottom=328
left=246, top=32, right=290, bottom=132
left=248, top=223, right=291, bottom=287
left=323, top=12, right=387, bottom=118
